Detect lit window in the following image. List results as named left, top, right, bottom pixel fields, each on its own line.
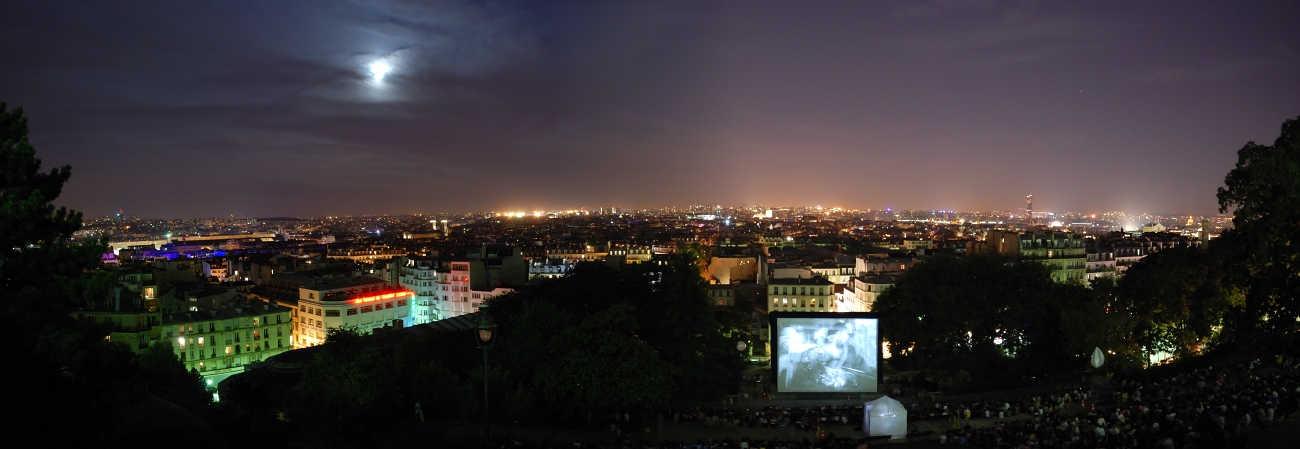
left=198, top=337, right=204, bottom=347
left=177, top=337, right=186, bottom=350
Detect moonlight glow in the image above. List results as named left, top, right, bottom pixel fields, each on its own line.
left=369, top=60, right=392, bottom=81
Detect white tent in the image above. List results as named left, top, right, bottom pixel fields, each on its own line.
left=863, top=395, right=908, bottom=439
left=1091, top=347, right=1105, bottom=369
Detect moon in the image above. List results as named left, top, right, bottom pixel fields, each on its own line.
left=369, top=60, right=392, bottom=82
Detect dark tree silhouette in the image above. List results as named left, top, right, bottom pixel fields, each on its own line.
left=0, top=102, right=146, bottom=443
left=1216, top=116, right=1300, bottom=340
left=875, top=253, right=1111, bottom=379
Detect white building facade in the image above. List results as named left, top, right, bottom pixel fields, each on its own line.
left=400, top=259, right=444, bottom=325
left=436, top=261, right=514, bottom=319
left=768, top=277, right=836, bottom=313
left=295, top=277, right=413, bottom=348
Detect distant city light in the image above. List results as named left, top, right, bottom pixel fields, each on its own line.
left=369, top=60, right=391, bottom=81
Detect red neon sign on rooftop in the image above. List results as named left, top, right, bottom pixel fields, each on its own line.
left=350, top=291, right=412, bottom=305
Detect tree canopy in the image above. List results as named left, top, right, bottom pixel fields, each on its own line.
left=1216, top=116, right=1300, bottom=340
left=277, top=256, right=746, bottom=435
left=488, top=257, right=743, bottom=415
left=874, top=253, right=1118, bottom=379
left=1115, top=245, right=1241, bottom=361
left=2, top=103, right=207, bottom=444
left=1, top=102, right=102, bottom=321
left=288, top=327, right=402, bottom=445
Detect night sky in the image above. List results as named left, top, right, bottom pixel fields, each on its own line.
left=3, top=1, right=1297, bottom=218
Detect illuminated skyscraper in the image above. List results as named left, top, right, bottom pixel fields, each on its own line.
left=1025, top=195, right=1033, bottom=221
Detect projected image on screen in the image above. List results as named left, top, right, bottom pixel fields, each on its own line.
left=775, top=317, right=878, bottom=393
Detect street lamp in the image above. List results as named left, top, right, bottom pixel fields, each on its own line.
left=476, top=307, right=497, bottom=447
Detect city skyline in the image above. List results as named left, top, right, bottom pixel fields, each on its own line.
left=93, top=202, right=1228, bottom=222
left=3, top=1, right=1298, bottom=218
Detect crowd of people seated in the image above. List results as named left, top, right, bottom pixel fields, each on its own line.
left=935, top=357, right=1299, bottom=448
left=493, top=356, right=1298, bottom=449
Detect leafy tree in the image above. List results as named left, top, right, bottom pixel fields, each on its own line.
left=288, top=327, right=400, bottom=445
left=680, top=242, right=711, bottom=275
left=1216, top=116, right=1300, bottom=340
left=1, top=103, right=143, bottom=444
left=138, top=341, right=209, bottom=403
left=407, top=359, right=476, bottom=421
left=536, top=303, right=675, bottom=418
left=644, top=254, right=745, bottom=399
left=874, top=254, right=1086, bottom=378
left=1117, top=246, right=1241, bottom=361
left=2, top=102, right=110, bottom=326
left=1073, top=276, right=1143, bottom=371
left=457, top=257, right=743, bottom=426
left=497, top=298, right=576, bottom=379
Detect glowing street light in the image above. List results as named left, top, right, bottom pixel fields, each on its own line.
left=476, top=306, right=497, bottom=447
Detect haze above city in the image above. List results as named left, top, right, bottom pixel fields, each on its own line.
left=2, top=1, right=1298, bottom=218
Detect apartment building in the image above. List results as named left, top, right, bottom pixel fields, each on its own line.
left=767, top=276, right=836, bottom=312
left=161, top=300, right=292, bottom=385
left=841, top=274, right=895, bottom=312
left=970, top=230, right=1086, bottom=283
left=528, top=258, right=573, bottom=280
left=72, top=288, right=160, bottom=355
left=295, top=276, right=412, bottom=348
left=708, top=284, right=737, bottom=307
left=400, top=258, right=444, bottom=325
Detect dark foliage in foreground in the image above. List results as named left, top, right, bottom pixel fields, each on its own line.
left=1, top=103, right=209, bottom=444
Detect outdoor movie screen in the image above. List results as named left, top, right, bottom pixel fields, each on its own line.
left=771, top=313, right=878, bottom=393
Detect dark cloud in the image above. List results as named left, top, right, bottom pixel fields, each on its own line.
left=1, top=0, right=1297, bottom=217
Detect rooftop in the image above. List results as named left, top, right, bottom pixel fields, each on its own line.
left=769, top=276, right=834, bottom=285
